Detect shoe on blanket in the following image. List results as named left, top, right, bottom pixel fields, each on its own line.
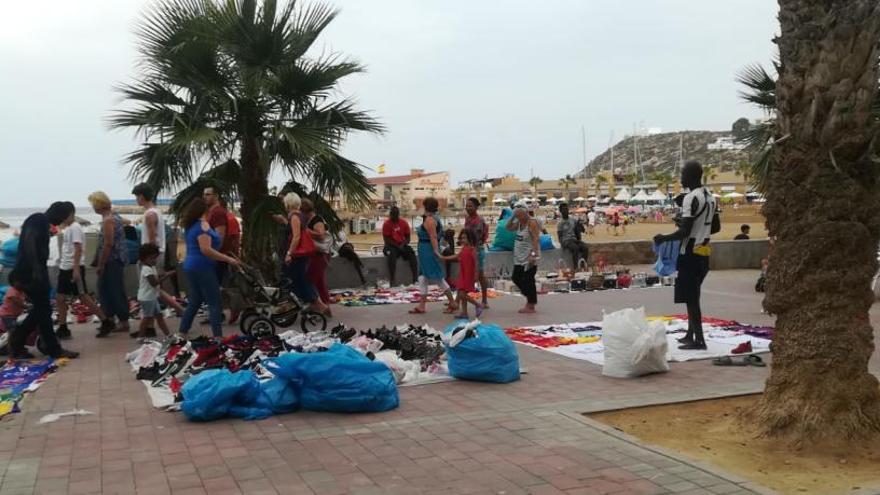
left=731, top=341, right=752, bottom=354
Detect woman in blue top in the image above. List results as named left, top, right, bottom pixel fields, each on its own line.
left=178, top=198, right=240, bottom=337
left=409, top=197, right=456, bottom=315
left=90, top=191, right=131, bottom=338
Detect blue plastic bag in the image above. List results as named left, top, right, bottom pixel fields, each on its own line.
left=652, top=240, right=680, bottom=277
left=1, top=238, right=19, bottom=268
left=444, top=323, right=520, bottom=383
left=266, top=344, right=399, bottom=413
left=492, top=210, right=517, bottom=251
left=251, top=377, right=299, bottom=416
left=181, top=369, right=270, bottom=421
left=539, top=234, right=555, bottom=251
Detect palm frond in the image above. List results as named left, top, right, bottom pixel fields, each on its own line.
left=124, top=143, right=195, bottom=192
left=169, top=159, right=241, bottom=217
left=736, top=64, right=776, bottom=111
left=286, top=2, right=337, bottom=60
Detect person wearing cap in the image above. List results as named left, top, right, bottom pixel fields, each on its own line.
left=505, top=202, right=542, bottom=313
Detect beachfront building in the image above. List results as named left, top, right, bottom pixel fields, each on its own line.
left=367, top=169, right=451, bottom=211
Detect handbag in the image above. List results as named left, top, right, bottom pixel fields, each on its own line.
left=290, top=225, right=317, bottom=258
left=587, top=274, right=604, bottom=290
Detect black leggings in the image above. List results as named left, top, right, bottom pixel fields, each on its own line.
left=685, top=300, right=704, bottom=344
left=512, top=265, right=537, bottom=305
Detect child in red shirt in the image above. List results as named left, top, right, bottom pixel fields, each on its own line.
left=0, top=273, right=27, bottom=345
left=441, top=230, right=484, bottom=319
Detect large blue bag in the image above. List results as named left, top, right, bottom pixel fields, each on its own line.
left=266, top=344, right=399, bottom=413
left=492, top=210, right=517, bottom=251
left=181, top=369, right=271, bottom=421
left=652, top=240, right=681, bottom=277
left=539, top=234, right=555, bottom=251
left=444, top=323, right=520, bottom=383
left=1, top=238, right=19, bottom=268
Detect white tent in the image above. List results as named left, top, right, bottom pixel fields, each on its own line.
left=599, top=197, right=611, bottom=204
left=547, top=197, right=559, bottom=204
left=573, top=196, right=587, bottom=202
left=631, top=189, right=650, bottom=202
left=587, top=196, right=599, bottom=202
left=724, top=192, right=744, bottom=198
left=614, top=187, right=631, bottom=202
left=493, top=197, right=507, bottom=204
left=746, top=191, right=762, bottom=198
left=648, top=190, right=667, bottom=202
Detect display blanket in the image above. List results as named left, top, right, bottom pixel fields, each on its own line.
left=0, top=359, right=63, bottom=419
left=331, top=286, right=503, bottom=307
left=505, top=316, right=773, bottom=365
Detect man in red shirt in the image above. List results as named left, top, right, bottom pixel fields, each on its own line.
left=203, top=187, right=229, bottom=282
left=382, top=206, right=418, bottom=286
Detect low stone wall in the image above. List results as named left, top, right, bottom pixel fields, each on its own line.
left=0, top=237, right=769, bottom=293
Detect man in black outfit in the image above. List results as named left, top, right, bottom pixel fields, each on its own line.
left=654, top=161, right=718, bottom=351
left=10, top=202, right=81, bottom=359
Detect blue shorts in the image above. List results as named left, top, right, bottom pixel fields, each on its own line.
left=477, top=247, right=486, bottom=271
left=139, top=299, right=162, bottom=318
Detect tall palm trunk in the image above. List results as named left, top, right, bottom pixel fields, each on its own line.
left=755, top=0, right=880, bottom=443
left=238, top=138, right=273, bottom=276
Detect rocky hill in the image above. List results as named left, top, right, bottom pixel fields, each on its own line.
left=578, top=131, right=749, bottom=176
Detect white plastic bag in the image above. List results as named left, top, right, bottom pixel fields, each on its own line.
left=602, top=307, right=670, bottom=378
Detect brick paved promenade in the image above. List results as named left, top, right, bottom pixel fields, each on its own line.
left=2, top=269, right=873, bottom=494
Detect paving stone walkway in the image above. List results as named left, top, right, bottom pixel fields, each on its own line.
left=1, top=269, right=874, bottom=494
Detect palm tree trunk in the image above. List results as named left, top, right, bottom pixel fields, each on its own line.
left=754, top=0, right=880, bottom=444
left=238, top=137, right=273, bottom=276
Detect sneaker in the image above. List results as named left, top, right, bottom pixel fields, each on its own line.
left=11, top=349, right=35, bottom=360
left=731, top=341, right=752, bottom=354
left=56, top=326, right=72, bottom=340
left=54, top=349, right=80, bottom=359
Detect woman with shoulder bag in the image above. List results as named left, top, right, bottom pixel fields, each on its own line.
left=301, top=199, right=333, bottom=315
left=282, top=193, right=329, bottom=315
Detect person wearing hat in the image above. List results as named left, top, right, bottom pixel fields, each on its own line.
left=505, top=202, right=542, bottom=313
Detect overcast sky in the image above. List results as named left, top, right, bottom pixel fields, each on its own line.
left=0, top=0, right=778, bottom=207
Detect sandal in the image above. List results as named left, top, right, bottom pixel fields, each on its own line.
left=712, top=356, right=747, bottom=366
left=746, top=354, right=766, bottom=367
left=443, top=305, right=459, bottom=314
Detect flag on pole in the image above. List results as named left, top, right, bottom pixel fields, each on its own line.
left=377, top=163, right=386, bottom=175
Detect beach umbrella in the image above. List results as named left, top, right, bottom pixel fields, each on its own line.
left=493, top=197, right=507, bottom=204
left=586, top=196, right=599, bottom=202
left=649, top=190, right=667, bottom=202
left=614, top=188, right=631, bottom=202
left=573, top=196, right=586, bottom=202
left=631, top=189, right=650, bottom=202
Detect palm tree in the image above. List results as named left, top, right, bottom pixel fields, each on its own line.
left=649, top=171, right=674, bottom=198
left=702, top=165, right=719, bottom=186
left=528, top=176, right=543, bottom=196
left=110, top=0, right=383, bottom=271
left=558, top=174, right=577, bottom=201
left=594, top=175, right=608, bottom=197
left=744, top=0, right=880, bottom=444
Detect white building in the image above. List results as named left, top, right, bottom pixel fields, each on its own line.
left=707, top=135, right=747, bottom=151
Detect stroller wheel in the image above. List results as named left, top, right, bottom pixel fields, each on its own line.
left=248, top=317, right=276, bottom=338
left=300, top=311, right=327, bottom=334
left=238, top=309, right=259, bottom=335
